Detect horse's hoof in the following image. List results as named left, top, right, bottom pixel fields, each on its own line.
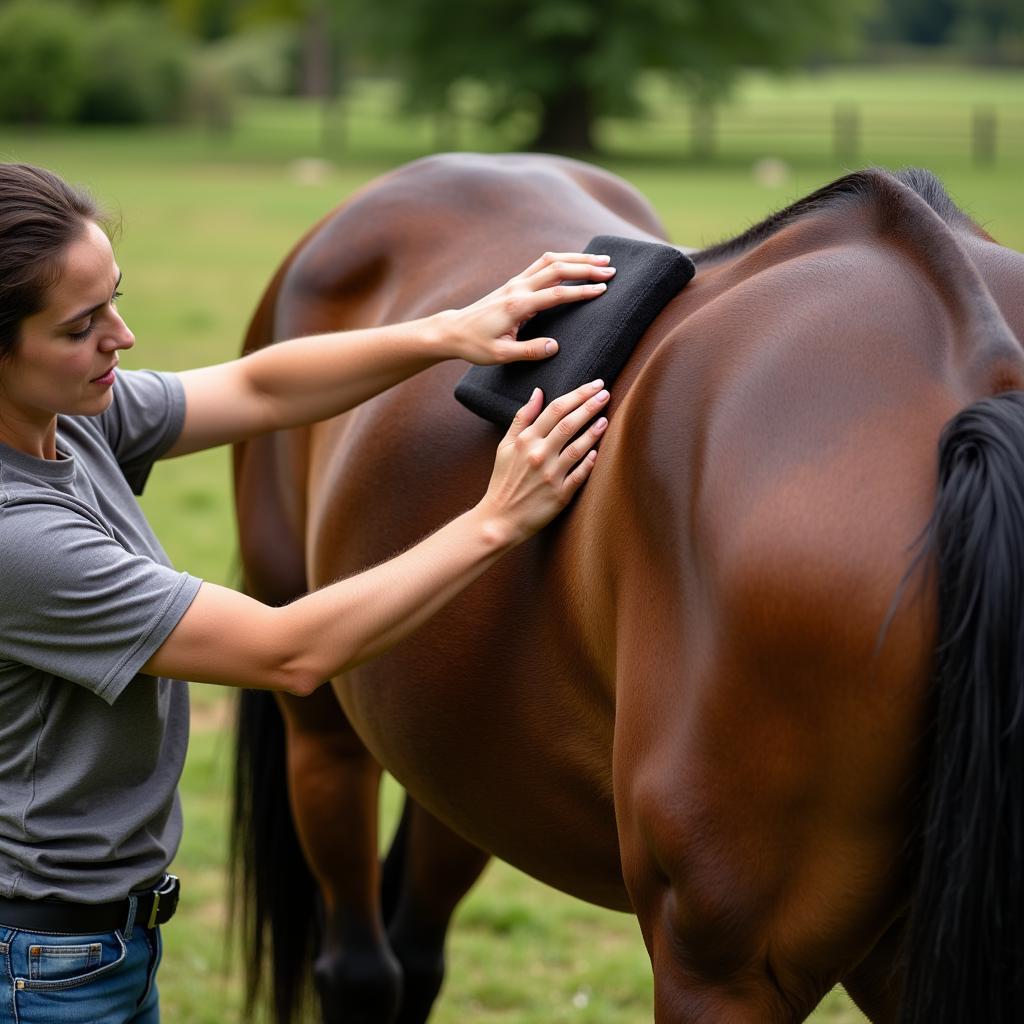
left=393, top=948, right=445, bottom=1024
left=313, top=946, right=403, bottom=1024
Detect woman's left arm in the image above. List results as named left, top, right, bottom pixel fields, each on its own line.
left=166, top=251, right=614, bottom=457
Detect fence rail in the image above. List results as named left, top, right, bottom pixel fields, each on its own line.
left=224, top=77, right=1024, bottom=168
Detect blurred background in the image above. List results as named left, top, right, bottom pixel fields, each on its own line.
left=1, top=1, right=1021, bottom=1020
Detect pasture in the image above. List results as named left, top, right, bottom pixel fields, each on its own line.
left=2, top=64, right=1021, bottom=1022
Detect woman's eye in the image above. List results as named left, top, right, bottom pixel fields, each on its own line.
left=69, top=321, right=95, bottom=342
left=112, top=290, right=123, bottom=303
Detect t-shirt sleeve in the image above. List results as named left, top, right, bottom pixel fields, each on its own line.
left=0, top=498, right=202, bottom=705
left=96, top=369, right=186, bottom=495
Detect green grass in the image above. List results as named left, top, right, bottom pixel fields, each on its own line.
left=2, top=64, right=1022, bottom=1022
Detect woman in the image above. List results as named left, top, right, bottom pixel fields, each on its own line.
left=0, top=163, right=614, bottom=1023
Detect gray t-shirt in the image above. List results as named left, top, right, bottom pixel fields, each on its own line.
left=0, top=369, right=202, bottom=903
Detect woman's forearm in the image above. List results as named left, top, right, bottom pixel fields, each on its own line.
left=277, top=503, right=515, bottom=690
left=242, top=315, right=451, bottom=430
left=171, top=315, right=463, bottom=457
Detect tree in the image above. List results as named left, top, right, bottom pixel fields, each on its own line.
left=869, top=0, right=959, bottom=45
left=950, top=0, right=1024, bottom=60
left=868, top=0, right=1024, bottom=52
left=163, top=0, right=237, bottom=40
left=341, top=0, right=875, bottom=153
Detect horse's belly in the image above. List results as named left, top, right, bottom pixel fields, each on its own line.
left=333, top=575, right=628, bottom=909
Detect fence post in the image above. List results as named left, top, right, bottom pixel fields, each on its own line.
left=834, top=103, right=859, bottom=165
left=691, top=99, right=715, bottom=160
left=972, top=105, right=996, bottom=166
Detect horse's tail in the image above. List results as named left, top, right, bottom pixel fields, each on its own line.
left=231, top=689, right=318, bottom=1024
left=901, top=390, right=1024, bottom=1023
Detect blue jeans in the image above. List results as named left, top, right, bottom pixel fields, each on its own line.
left=0, top=918, right=161, bottom=1024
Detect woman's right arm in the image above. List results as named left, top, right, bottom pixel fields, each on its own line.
left=141, top=380, right=610, bottom=694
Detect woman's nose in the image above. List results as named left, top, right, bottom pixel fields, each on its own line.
left=100, top=311, right=135, bottom=351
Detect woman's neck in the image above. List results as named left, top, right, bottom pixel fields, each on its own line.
left=0, top=410, right=59, bottom=460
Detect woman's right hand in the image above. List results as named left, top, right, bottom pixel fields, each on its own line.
left=478, top=380, right=610, bottom=544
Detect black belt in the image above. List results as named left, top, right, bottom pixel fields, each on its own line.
left=0, top=874, right=180, bottom=934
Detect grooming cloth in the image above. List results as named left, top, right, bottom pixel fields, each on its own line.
left=455, top=235, right=695, bottom=428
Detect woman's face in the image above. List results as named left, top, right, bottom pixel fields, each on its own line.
left=2, top=219, right=135, bottom=430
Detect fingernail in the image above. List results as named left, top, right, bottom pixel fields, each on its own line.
left=593, top=254, right=610, bottom=263
left=599, top=266, right=616, bottom=275
left=596, top=389, right=609, bottom=403
left=590, top=379, right=604, bottom=389
left=531, top=387, right=541, bottom=400
left=544, top=340, right=558, bottom=354
left=595, top=417, right=608, bottom=431
left=592, top=282, right=607, bottom=291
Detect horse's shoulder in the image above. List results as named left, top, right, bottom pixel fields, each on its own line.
left=371, top=151, right=663, bottom=226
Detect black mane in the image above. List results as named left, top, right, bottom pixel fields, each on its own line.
left=693, top=168, right=974, bottom=264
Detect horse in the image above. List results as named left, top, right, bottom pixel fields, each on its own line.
left=230, top=153, right=1024, bottom=1023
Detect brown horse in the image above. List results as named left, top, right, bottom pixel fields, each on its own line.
left=231, top=154, right=1024, bottom=1023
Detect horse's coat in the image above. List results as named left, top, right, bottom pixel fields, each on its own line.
left=232, top=155, right=1024, bottom=1023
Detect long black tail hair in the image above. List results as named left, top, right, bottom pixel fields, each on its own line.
left=231, top=689, right=319, bottom=1023
left=901, top=390, right=1024, bottom=1022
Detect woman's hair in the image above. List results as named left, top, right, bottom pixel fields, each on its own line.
left=0, top=164, right=105, bottom=360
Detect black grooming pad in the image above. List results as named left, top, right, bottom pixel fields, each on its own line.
left=455, top=235, right=695, bottom=429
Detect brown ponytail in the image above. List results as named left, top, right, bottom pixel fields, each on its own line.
left=0, top=164, right=106, bottom=359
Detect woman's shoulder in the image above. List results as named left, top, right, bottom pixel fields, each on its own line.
left=0, top=489, right=108, bottom=540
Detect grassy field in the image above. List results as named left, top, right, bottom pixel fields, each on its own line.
left=1, top=63, right=1022, bottom=1022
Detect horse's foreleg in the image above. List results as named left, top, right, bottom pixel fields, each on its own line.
left=277, top=687, right=402, bottom=1024
left=381, top=796, right=491, bottom=1024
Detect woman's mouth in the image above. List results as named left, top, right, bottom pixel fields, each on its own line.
left=91, top=365, right=117, bottom=387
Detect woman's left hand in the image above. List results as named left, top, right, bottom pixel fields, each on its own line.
left=440, top=251, right=616, bottom=365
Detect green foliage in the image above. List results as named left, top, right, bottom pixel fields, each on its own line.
left=78, top=5, right=192, bottom=123
left=165, top=0, right=309, bottom=39
left=167, top=0, right=235, bottom=40
left=870, top=0, right=959, bottom=45
left=951, top=0, right=1024, bottom=59
left=0, top=1, right=198, bottom=125
left=0, top=0, right=88, bottom=123
left=203, top=23, right=298, bottom=96
left=870, top=0, right=1024, bottom=55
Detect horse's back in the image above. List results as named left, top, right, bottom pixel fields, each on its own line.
left=279, top=152, right=669, bottom=327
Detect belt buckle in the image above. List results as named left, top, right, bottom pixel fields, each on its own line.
left=146, top=874, right=180, bottom=930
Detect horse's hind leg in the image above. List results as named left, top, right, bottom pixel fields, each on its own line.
left=841, top=919, right=905, bottom=1023
left=381, top=796, right=491, bottom=1024
left=277, top=687, right=402, bottom=1023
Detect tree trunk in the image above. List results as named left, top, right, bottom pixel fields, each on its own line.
left=532, top=80, right=596, bottom=154
left=300, top=1, right=332, bottom=99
